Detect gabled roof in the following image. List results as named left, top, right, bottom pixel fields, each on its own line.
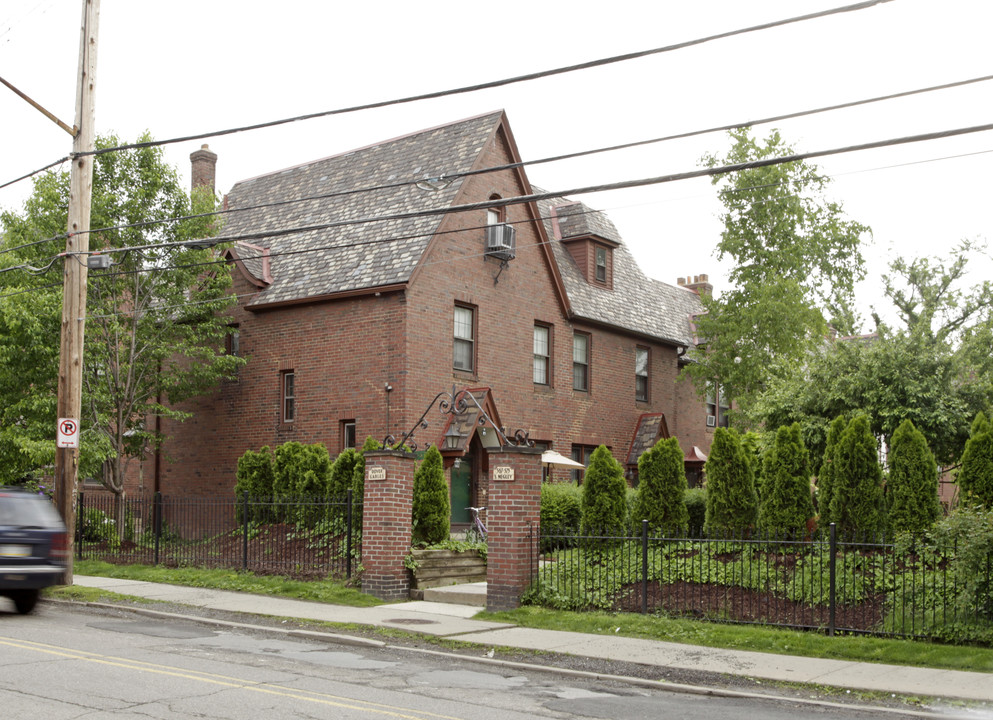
left=536, top=193, right=704, bottom=347
left=222, top=112, right=505, bottom=307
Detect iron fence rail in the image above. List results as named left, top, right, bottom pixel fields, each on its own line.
left=76, top=491, right=360, bottom=580
left=532, top=521, right=993, bottom=643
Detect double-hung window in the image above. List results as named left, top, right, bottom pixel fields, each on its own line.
left=281, top=371, right=295, bottom=423
left=595, top=246, right=607, bottom=283
left=533, top=324, right=550, bottom=385
left=453, top=305, right=475, bottom=372
left=573, top=332, right=590, bottom=392
left=635, top=346, right=649, bottom=401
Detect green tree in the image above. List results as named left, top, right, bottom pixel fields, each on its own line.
left=687, top=128, right=869, bottom=417
left=580, top=445, right=628, bottom=535
left=816, top=415, right=847, bottom=525
left=887, top=419, right=941, bottom=534
left=411, top=445, right=449, bottom=544
left=0, top=133, right=242, bottom=500
left=234, top=446, right=275, bottom=522
left=328, top=448, right=360, bottom=499
left=831, top=415, right=886, bottom=537
left=757, top=423, right=814, bottom=536
left=958, top=412, right=993, bottom=508
left=351, top=436, right=381, bottom=533
left=633, top=437, right=688, bottom=535
left=703, top=427, right=758, bottom=535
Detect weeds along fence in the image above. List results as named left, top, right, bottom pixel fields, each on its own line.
left=528, top=521, right=993, bottom=644
left=75, top=491, right=361, bottom=580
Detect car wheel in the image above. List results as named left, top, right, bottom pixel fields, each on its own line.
left=11, top=589, right=39, bottom=615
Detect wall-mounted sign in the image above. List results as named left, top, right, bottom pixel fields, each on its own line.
left=367, top=466, right=387, bottom=481
left=492, top=465, right=514, bottom=482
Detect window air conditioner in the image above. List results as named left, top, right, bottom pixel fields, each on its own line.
left=706, top=415, right=717, bottom=427
left=485, top=223, right=516, bottom=260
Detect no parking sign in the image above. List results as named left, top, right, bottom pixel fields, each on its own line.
left=57, top=418, right=79, bottom=448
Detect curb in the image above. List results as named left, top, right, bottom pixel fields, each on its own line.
left=55, top=599, right=973, bottom=719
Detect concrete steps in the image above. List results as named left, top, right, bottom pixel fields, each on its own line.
left=422, top=581, right=487, bottom=607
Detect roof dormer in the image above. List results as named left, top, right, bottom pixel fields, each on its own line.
left=552, top=202, right=620, bottom=290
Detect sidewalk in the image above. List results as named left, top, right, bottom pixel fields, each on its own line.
left=70, top=576, right=993, bottom=704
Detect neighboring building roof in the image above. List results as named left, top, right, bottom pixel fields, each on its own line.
left=625, top=413, right=671, bottom=468
left=536, top=193, right=704, bottom=347
left=222, top=111, right=503, bottom=307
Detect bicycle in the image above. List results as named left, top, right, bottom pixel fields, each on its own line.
left=465, top=506, right=487, bottom=543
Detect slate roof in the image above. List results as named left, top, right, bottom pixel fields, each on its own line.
left=535, top=192, right=704, bottom=347
left=223, top=112, right=502, bottom=307
left=222, top=112, right=704, bottom=347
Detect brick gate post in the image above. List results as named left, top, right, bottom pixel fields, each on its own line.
left=485, top=445, right=543, bottom=611
left=361, top=450, right=416, bottom=601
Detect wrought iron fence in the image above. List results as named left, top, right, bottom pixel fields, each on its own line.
left=76, top=491, right=361, bottom=580
left=529, top=521, right=993, bottom=643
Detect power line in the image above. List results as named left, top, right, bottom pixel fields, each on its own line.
left=5, top=118, right=993, bottom=283
left=0, top=0, right=894, bottom=191
left=7, top=70, right=991, bottom=260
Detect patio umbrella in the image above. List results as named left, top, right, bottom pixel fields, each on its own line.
left=541, top=450, right=585, bottom=470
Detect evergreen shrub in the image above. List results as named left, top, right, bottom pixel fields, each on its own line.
left=704, top=427, right=758, bottom=536
left=758, top=423, right=814, bottom=536
left=411, top=445, right=449, bottom=544
left=831, top=414, right=886, bottom=538
left=580, top=445, right=628, bottom=536
left=633, top=436, right=688, bottom=535
left=888, top=419, right=941, bottom=534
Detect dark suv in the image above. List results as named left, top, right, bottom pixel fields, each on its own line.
left=0, top=488, right=68, bottom=614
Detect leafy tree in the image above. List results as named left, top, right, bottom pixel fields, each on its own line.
left=887, top=419, right=941, bottom=534
left=580, top=445, right=628, bottom=535
left=958, top=412, right=993, bottom=509
left=831, top=415, right=886, bottom=537
left=757, top=424, right=814, bottom=536
left=816, top=415, right=847, bottom=525
left=411, top=445, right=449, bottom=544
left=687, top=128, right=869, bottom=416
left=633, top=437, right=688, bottom=535
left=0, top=133, right=242, bottom=501
left=703, top=427, right=757, bottom=535
left=755, top=243, right=993, bottom=466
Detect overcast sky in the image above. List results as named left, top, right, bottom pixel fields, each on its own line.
left=2, top=0, right=990, bottom=331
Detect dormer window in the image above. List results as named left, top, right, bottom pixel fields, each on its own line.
left=595, top=246, right=607, bottom=283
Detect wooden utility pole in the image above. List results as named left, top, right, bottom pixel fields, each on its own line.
left=55, top=0, right=100, bottom=583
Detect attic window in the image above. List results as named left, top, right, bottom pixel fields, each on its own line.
left=595, top=246, right=607, bottom=283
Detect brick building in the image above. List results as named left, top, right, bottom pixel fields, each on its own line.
left=144, top=111, right=717, bottom=524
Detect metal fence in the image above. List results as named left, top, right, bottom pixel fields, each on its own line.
left=531, top=521, right=993, bottom=643
left=76, top=491, right=361, bottom=580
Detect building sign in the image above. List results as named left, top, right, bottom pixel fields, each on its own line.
left=367, top=466, right=387, bottom=482
left=492, top=465, right=514, bottom=482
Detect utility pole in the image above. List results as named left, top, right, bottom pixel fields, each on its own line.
left=55, top=0, right=100, bottom=583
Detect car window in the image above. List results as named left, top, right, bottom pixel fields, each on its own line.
left=0, top=493, right=64, bottom=528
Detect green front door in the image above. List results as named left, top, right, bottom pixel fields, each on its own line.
left=450, top=455, right=472, bottom=524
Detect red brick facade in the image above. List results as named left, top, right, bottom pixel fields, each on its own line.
left=135, top=116, right=714, bottom=503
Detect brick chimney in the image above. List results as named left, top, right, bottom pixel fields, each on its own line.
left=190, top=144, right=217, bottom=193
left=679, top=273, right=712, bottom=297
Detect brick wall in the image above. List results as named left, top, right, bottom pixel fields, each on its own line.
left=485, top=446, right=542, bottom=611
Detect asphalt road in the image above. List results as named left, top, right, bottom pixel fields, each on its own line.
left=0, top=600, right=920, bottom=719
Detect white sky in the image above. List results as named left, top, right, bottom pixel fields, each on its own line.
left=2, top=0, right=991, bottom=332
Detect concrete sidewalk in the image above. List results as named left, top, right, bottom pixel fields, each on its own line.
left=69, top=576, right=993, bottom=704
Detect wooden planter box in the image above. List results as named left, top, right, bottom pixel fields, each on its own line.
left=408, top=548, right=486, bottom=591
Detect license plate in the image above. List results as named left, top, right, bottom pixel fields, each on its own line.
left=0, top=544, right=30, bottom=557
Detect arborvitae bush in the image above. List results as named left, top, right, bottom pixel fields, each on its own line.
left=273, top=442, right=329, bottom=499
left=540, top=481, right=583, bottom=551
left=817, top=415, right=846, bottom=525
left=329, top=448, right=359, bottom=499
left=684, top=487, right=707, bottom=537
left=887, top=419, right=941, bottom=534
left=958, top=411, right=993, bottom=509
left=740, top=431, right=764, bottom=499
left=234, top=446, right=274, bottom=522
left=704, top=427, right=758, bottom=536
left=580, top=445, right=628, bottom=535
left=633, top=437, right=689, bottom=536
left=411, top=445, right=449, bottom=544
left=831, top=414, right=886, bottom=537
left=758, top=423, right=814, bottom=536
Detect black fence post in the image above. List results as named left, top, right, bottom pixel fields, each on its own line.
left=641, top=520, right=649, bottom=614
left=153, top=492, right=162, bottom=566
left=76, top=491, right=85, bottom=561
left=828, top=522, right=837, bottom=637
left=242, top=492, right=249, bottom=572
left=345, top=488, right=353, bottom=579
